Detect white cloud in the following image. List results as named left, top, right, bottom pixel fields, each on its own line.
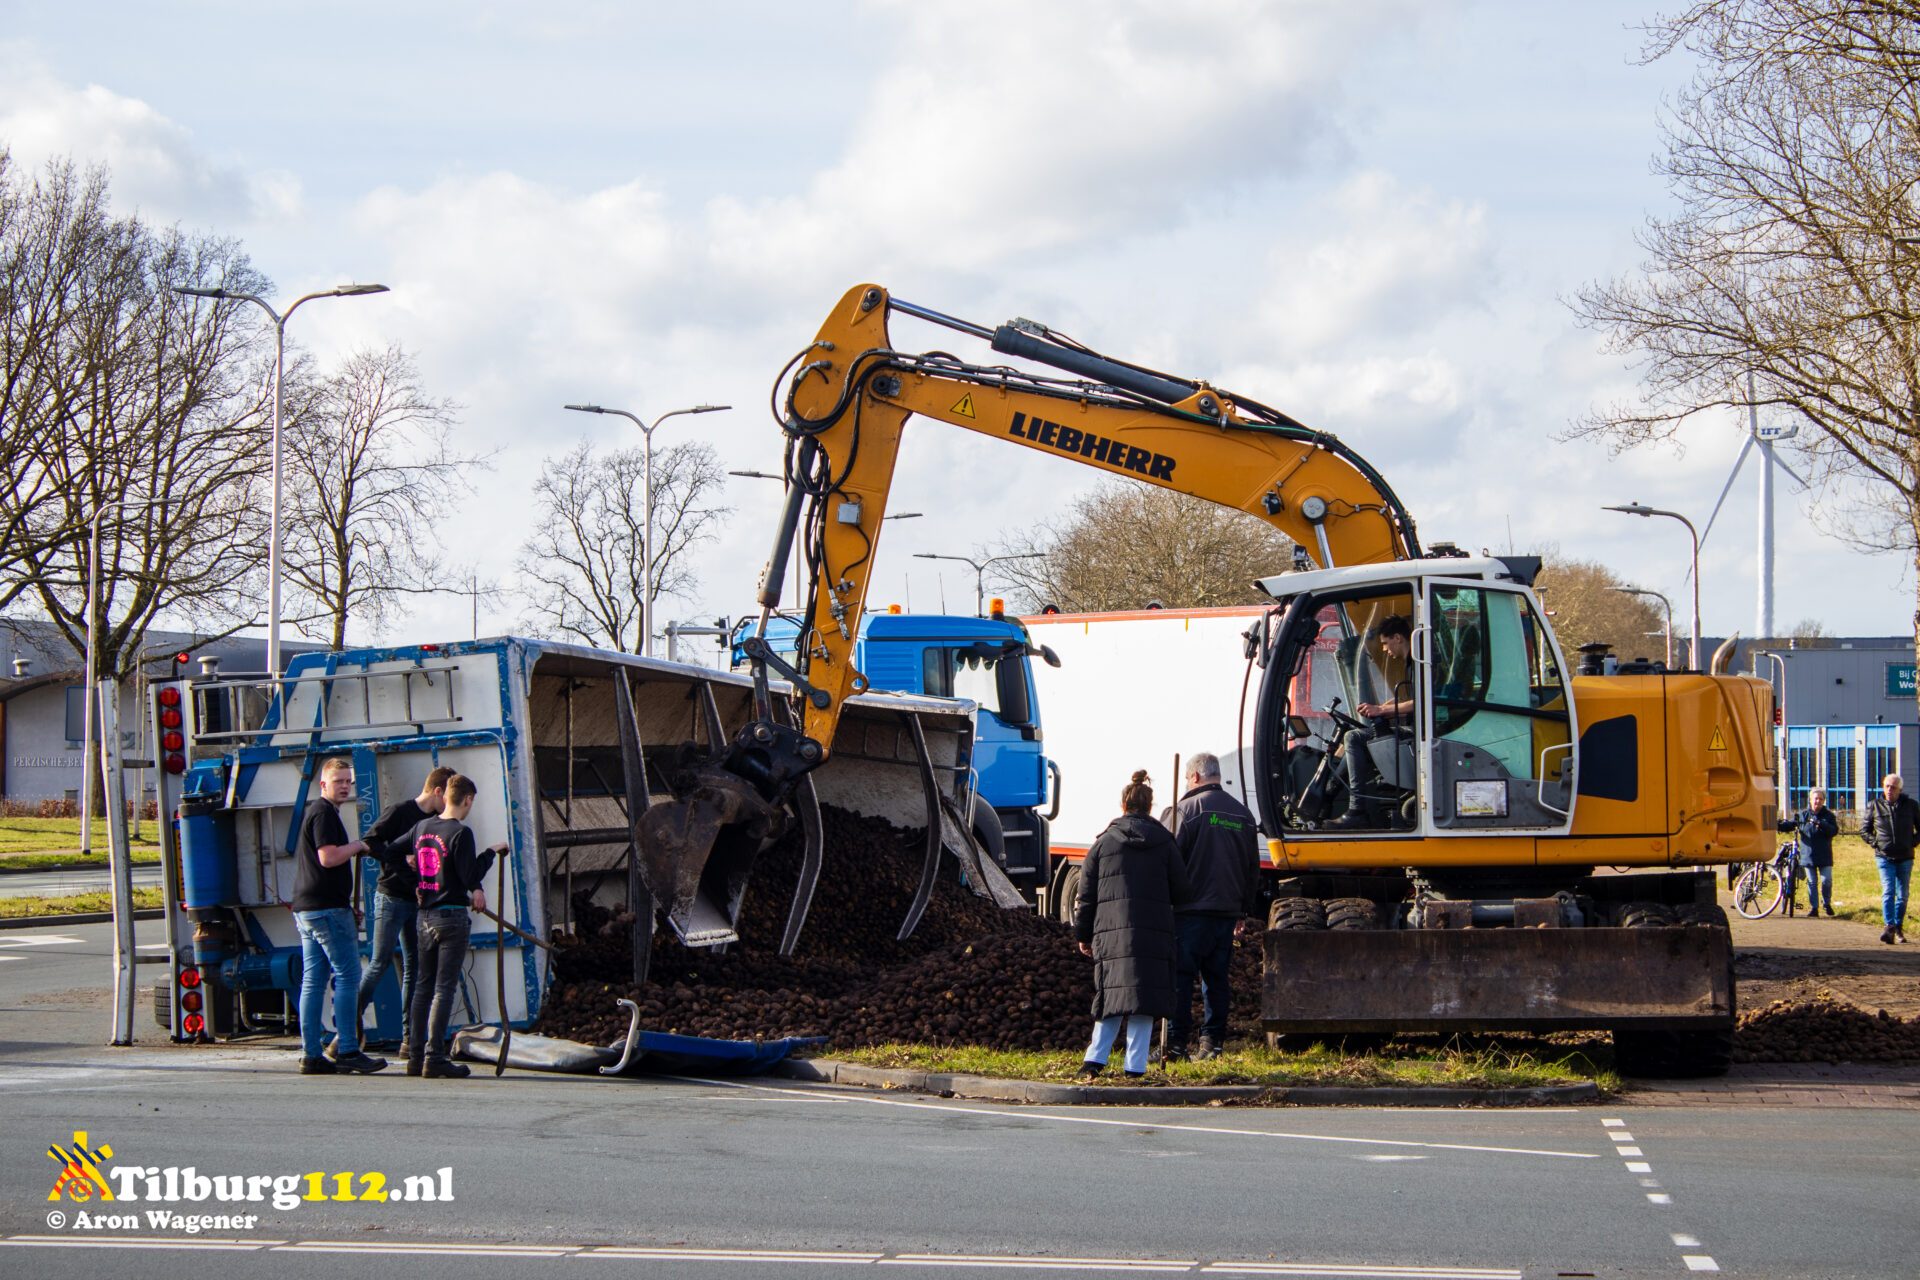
left=0, top=44, right=296, bottom=226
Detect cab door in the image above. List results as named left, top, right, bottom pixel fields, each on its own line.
left=1421, top=580, right=1577, bottom=834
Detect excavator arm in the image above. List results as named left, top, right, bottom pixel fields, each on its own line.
left=749, top=283, right=1422, bottom=775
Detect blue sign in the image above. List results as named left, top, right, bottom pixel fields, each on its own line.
left=1887, top=663, right=1916, bottom=698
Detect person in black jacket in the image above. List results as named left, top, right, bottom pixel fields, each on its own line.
left=1074, top=770, right=1191, bottom=1079
left=345, top=765, right=454, bottom=1057
left=1781, top=787, right=1839, bottom=916
left=1861, top=773, right=1919, bottom=944
left=1165, top=752, right=1260, bottom=1061
left=404, top=773, right=504, bottom=1078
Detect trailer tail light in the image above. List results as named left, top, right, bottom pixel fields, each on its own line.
left=157, top=686, right=181, bottom=708
left=164, top=753, right=187, bottom=775
left=182, top=1014, right=205, bottom=1035
left=178, top=966, right=201, bottom=988
left=179, top=989, right=203, bottom=1014
left=160, top=708, right=183, bottom=730
left=162, top=731, right=184, bottom=751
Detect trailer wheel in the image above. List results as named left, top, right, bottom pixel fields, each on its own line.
left=1324, top=898, right=1377, bottom=931
left=1611, top=905, right=1735, bottom=1078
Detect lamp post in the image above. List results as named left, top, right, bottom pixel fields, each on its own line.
left=1609, top=585, right=1676, bottom=668
left=80, top=498, right=166, bottom=855
left=913, top=552, right=1043, bottom=616
left=173, top=282, right=389, bottom=676
left=1603, top=503, right=1701, bottom=669
left=567, top=402, right=730, bottom=656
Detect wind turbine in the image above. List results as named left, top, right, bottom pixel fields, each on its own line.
left=1699, top=370, right=1808, bottom=640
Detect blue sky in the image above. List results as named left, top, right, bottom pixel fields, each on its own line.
left=2, top=1, right=1905, bottom=652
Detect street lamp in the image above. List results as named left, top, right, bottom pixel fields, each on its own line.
left=913, top=552, right=1043, bottom=616
left=567, top=402, right=731, bottom=656
left=1609, top=585, right=1675, bottom=669
left=1603, top=503, right=1702, bottom=669
left=79, top=497, right=166, bottom=854
left=173, top=281, right=389, bottom=676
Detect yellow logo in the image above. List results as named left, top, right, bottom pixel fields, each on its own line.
left=47, top=1130, right=115, bottom=1202
left=1708, top=725, right=1727, bottom=751
left=951, top=392, right=976, bottom=419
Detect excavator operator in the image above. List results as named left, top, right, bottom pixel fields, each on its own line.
left=1326, top=615, right=1414, bottom=830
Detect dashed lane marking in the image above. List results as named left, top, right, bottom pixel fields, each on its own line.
left=684, top=1077, right=1598, bottom=1160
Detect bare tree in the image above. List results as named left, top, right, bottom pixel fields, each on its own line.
left=989, top=478, right=1293, bottom=613
left=1566, top=1, right=1920, bottom=693
left=1534, top=553, right=1669, bottom=661
left=515, top=439, right=728, bottom=652
left=278, top=343, right=480, bottom=647
left=0, top=156, right=273, bottom=682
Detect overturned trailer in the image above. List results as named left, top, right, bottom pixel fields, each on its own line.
left=144, top=637, right=989, bottom=1045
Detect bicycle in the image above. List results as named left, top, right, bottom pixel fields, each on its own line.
left=1733, top=842, right=1801, bottom=919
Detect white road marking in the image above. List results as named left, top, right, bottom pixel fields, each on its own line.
left=1625, top=1161, right=1652, bottom=1173
left=0, top=1237, right=1523, bottom=1276
left=1682, top=1257, right=1719, bottom=1272
left=1671, top=1235, right=1701, bottom=1248
left=686, top=1078, right=1598, bottom=1159
left=0, top=934, right=86, bottom=948
left=1647, top=1193, right=1672, bottom=1205
left=0, top=956, right=19, bottom=962
left=1601, top=1118, right=1624, bottom=1127
left=1355, top=1155, right=1427, bottom=1162
left=1638, top=1179, right=1661, bottom=1189
left=1615, top=1146, right=1643, bottom=1156
left=1607, top=1131, right=1634, bottom=1143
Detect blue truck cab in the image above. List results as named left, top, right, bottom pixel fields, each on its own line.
left=733, top=610, right=1060, bottom=891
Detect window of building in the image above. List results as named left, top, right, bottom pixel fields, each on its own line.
left=1865, top=724, right=1899, bottom=795
left=64, top=685, right=88, bottom=744
left=1825, top=736, right=1858, bottom=812
left=1784, top=727, right=1818, bottom=812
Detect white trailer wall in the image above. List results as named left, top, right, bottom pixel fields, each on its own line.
left=1022, top=607, right=1271, bottom=854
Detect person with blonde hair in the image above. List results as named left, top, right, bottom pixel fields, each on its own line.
left=1074, top=769, right=1190, bottom=1079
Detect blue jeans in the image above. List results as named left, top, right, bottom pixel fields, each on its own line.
left=1799, top=864, right=1833, bottom=913
left=1876, top=856, right=1912, bottom=930
left=1085, top=1014, right=1154, bottom=1074
left=294, top=907, right=362, bottom=1059
left=1170, top=915, right=1236, bottom=1049
left=356, top=894, right=419, bottom=1042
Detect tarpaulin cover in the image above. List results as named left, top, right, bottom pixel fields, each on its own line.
left=453, top=1022, right=822, bottom=1076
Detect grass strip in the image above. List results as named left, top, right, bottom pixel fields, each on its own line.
left=838, top=1038, right=1613, bottom=1092
left=0, top=887, right=164, bottom=919
left=0, top=817, right=161, bottom=859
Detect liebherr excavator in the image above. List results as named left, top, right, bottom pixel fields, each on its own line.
left=665, top=284, right=1775, bottom=1076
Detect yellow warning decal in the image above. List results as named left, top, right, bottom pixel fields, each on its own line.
left=1708, top=725, right=1727, bottom=751
left=951, top=393, right=976, bottom=419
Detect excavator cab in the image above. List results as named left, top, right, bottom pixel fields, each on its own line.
left=1254, top=557, right=1579, bottom=845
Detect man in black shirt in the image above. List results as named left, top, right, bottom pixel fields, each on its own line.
left=405, top=773, right=504, bottom=1079
left=346, top=765, right=455, bottom=1056
left=292, top=757, right=387, bottom=1074
left=1165, top=752, right=1260, bottom=1060
left=1863, top=773, right=1920, bottom=944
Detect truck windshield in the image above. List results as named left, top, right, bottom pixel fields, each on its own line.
left=923, top=646, right=1032, bottom=727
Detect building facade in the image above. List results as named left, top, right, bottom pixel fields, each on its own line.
left=1742, top=639, right=1919, bottom=820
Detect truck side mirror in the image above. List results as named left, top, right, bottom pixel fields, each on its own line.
left=1039, top=644, right=1061, bottom=668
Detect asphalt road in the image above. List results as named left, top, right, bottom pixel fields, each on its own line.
left=3, top=921, right=1916, bottom=1279
left=0, top=863, right=163, bottom=899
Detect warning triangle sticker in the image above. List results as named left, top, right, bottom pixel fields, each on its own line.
left=1708, top=725, right=1727, bottom=751
left=951, top=393, right=976, bottom=419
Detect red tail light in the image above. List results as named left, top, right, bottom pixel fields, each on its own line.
left=178, top=967, right=201, bottom=988
left=164, top=753, right=186, bottom=775
left=162, top=731, right=184, bottom=751
left=157, top=686, right=181, bottom=708
left=182, top=1014, right=205, bottom=1035
left=160, top=708, right=183, bottom=729
left=180, top=990, right=203, bottom=1013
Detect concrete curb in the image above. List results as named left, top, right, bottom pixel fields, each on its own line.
left=0, top=909, right=163, bottom=931
left=774, top=1057, right=1600, bottom=1107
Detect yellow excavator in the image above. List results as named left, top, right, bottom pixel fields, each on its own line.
left=678, top=284, right=1776, bottom=1076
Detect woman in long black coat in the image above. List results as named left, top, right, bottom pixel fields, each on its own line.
left=1074, top=769, right=1191, bottom=1078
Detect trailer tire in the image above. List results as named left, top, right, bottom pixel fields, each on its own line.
left=1324, top=898, right=1377, bottom=931
left=1611, top=905, right=1735, bottom=1078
